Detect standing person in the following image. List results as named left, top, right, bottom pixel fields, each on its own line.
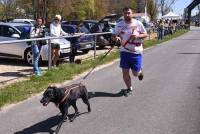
left=157, top=20, right=164, bottom=40
left=50, top=14, right=68, bottom=67
left=112, top=7, right=148, bottom=96
left=30, top=17, right=46, bottom=76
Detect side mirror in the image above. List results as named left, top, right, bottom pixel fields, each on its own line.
left=11, top=34, right=20, bottom=38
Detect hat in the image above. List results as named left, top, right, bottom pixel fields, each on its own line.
left=55, top=14, right=61, bottom=21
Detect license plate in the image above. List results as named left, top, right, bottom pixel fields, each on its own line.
left=63, top=49, right=70, bottom=53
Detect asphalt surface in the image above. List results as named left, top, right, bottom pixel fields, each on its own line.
left=0, top=27, right=200, bottom=134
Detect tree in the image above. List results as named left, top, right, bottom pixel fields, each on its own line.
left=156, top=0, right=176, bottom=16
left=147, top=0, right=158, bottom=20
left=71, top=0, right=107, bottom=20
left=94, top=0, right=107, bottom=19
left=0, top=0, right=17, bottom=20
left=130, top=0, right=138, bottom=12
left=108, top=0, right=137, bottom=14
left=47, top=0, right=73, bottom=20
left=15, top=0, right=33, bottom=18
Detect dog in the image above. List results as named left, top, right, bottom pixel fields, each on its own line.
left=75, top=59, right=82, bottom=64
left=40, top=83, right=91, bottom=122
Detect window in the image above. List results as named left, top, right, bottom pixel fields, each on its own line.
left=0, top=26, right=15, bottom=37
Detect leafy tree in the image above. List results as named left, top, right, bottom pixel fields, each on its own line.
left=0, top=0, right=17, bottom=20
left=15, top=0, right=33, bottom=18
left=130, top=0, right=138, bottom=12
left=47, top=0, right=73, bottom=20
left=147, top=0, right=157, bottom=20
left=108, top=0, right=137, bottom=14
left=156, top=0, right=176, bottom=16
left=71, top=0, right=107, bottom=20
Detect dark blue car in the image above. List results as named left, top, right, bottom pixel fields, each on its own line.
left=61, top=24, right=94, bottom=54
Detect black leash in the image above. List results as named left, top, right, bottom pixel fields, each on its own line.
left=80, top=46, right=114, bottom=82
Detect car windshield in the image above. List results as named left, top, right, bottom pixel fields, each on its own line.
left=30, top=21, right=36, bottom=25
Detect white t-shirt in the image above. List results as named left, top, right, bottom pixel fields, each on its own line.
left=50, top=22, right=67, bottom=44
left=113, top=19, right=147, bottom=54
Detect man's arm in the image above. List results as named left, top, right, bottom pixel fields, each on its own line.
left=131, top=21, right=148, bottom=40
left=132, top=32, right=148, bottom=40
left=111, top=34, right=121, bottom=42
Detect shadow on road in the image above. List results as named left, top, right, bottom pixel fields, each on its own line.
left=0, top=58, right=28, bottom=66
left=14, top=115, right=62, bottom=134
left=14, top=90, right=124, bottom=134
left=14, top=112, right=88, bottom=134
left=0, top=69, right=32, bottom=85
left=88, top=90, right=125, bottom=99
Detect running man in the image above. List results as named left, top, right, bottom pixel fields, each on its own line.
left=112, top=7, right=148, bottom=96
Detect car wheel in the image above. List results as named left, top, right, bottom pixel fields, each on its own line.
left=82, top=49, right=90, bottom=54
left=24, top=48, right=42, bottom=66
left=24, top=48, right=33, bottom=65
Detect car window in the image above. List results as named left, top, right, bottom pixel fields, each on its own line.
left=83, top=22, right=98, bottom=32
left=0, top=26, right=3, bottom=36
left=80, top=26, right=90, bottom=33
left=62, top=25, right=76, bottom=34
left=15, top=25, right=31, bottom=33
left=0, top=25, right=17, bottom=37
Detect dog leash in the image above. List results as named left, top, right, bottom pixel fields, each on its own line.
left=80, top=46, right=114, bottom=83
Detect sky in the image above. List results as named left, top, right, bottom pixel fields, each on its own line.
left=172, top=0, right=198, bottom=16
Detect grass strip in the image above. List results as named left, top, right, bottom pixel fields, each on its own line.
left=0, top=29, right=189, bottom=108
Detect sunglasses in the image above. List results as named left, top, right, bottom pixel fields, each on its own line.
left=54, top=18, right=60, bottom=21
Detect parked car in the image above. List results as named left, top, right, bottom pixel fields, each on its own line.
left=83, top=20, right=114, bottom=48
left=61, top=24, right=94, bottom=54
left=0, top=22, right=71, bottom=65
left=10, top=19, right=36, bottom=26
left=63, top=20, right=112, bottom=49
left=99, top=14, right=121, bottom=28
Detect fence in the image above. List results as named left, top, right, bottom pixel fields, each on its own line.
left=0, top=32, right=112, bottom=70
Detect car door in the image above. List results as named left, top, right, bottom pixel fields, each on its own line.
left=0, top=25, right=27, bottom=59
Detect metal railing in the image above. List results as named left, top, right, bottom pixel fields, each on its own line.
left=0, top=32, right=112, bottom=70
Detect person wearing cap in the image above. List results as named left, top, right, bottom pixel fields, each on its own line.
left=50, top=14, right=68, bottom=67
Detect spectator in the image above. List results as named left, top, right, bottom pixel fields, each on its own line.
left=77, top=20, right=90, bottom=33
left=30, top=17, right=46, bottom=76
left=157, top=20, right=164, bottom=40
left=50, top=14, right=68, bottom=67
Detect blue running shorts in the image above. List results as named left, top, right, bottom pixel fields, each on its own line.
left=120, top=51, right=142, bottom=72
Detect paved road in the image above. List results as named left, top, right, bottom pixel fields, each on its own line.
left=0, top=27, right=200, bottom=134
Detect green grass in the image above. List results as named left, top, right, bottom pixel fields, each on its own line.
left=0, top=29, right=189, bottom=108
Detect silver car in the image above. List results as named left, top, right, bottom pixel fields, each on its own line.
left=0, top=22, right=71, bottom=65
